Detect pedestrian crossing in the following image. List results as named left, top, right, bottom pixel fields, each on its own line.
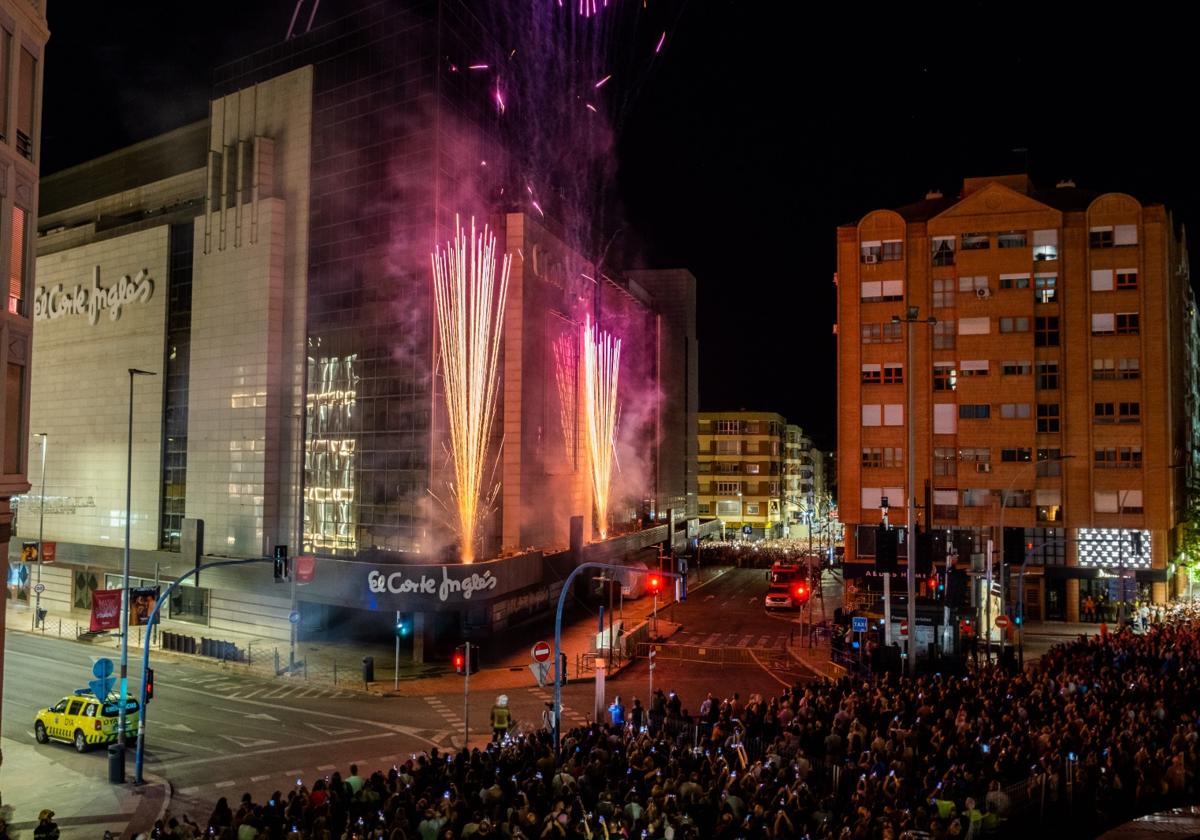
left=526, top=686, right=589, bottom=727
left=423, top=694, right=465, bottom=730
left=170, top=673, right=358, bottom=700
left=670, top=632, right=791, bottom=649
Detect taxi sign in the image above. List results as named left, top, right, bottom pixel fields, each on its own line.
left=852, top=616, right=867, bottom=633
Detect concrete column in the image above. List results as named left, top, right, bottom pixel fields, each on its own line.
left=1152, top=581, right=1167, bottom=605
left=412, top=611, right=427, bottom=665
left=1065, top=578, right=1080, bottom=623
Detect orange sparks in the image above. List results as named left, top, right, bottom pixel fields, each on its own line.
left=583, top=315, right=621, bottom=539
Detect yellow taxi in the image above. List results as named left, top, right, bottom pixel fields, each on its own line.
left=34, top=689, right=141, bottom=753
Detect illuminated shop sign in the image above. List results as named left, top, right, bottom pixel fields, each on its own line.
left=367, top=567, right=499, bottom=602
left=34, top=266, right=155, bottom=326
left=1076, top=527, right=1152, bottom=568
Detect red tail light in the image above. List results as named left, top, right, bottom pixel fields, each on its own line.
left=94, top=720, right=102, bottom=731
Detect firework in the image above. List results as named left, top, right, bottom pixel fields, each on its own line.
left=553, top=331, right=578, bottom=465
left=583, top=315, right=621, bottom=539
left=431, top=216, right=512, bottom=563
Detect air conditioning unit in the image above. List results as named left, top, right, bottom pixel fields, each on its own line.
left=863, top=254, right=879, bottom=264
left=975, top=462, right=992, bottom=474
left=976, top=287, right=991, bottom=299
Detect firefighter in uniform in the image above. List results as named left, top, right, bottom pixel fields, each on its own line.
left=490, top=694, right=511, bottom=742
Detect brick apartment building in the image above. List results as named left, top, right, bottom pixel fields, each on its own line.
left=836, top=174, right=1200, bottom=622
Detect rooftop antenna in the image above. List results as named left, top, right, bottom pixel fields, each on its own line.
left=286, top=0, right=321, bottom=41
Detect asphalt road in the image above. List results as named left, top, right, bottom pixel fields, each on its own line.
left=2, top=566, right=829, bottom=818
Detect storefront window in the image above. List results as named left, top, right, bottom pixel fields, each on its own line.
left=169, top=585, right=209, bottom=624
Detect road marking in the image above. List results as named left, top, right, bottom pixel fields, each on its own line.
left=162, top=731, right=411, bottom=770
left=179, top=787, right=200, bottom=795
left=221, top=734, right=276, bottom=749
left=251, top=775, right=272, bottom=782
left=318, top=764, right=337, bottom=771
left=160, top=722, right=195, bottom=733
left=747, top=649, right=792, bottom=688
left=284, top=769, right=302, bottom=776
left=739, top=635, right=754, bottom=646
left=241, top=689, right=265, bottom=699
left=307, top=722, right=358, bottom=736
left=246, top=712, right=278, bottom=721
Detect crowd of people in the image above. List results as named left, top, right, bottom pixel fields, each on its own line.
left=699, top=540, right=830, bottom=570
left=117, top=604, right=1200, bottom=840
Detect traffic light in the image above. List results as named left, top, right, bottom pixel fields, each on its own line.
left=453, top=644, right=479, bottom=675
left=915, top=527, right=933, bottom=575
left=647, top=575, right=663, bottom=596
left=395, top=616, right=411, bottom=637
left=875, top=525, right=898, bottom=573
left=144, top=668, right=155, bottom=703
left=792, top=582, right=810, bottom=605
left=273, top=545, right=290, bottom=582
left=1003, top=528, right=1025, bottom=565
left=947, top=569, right=968, bottom=606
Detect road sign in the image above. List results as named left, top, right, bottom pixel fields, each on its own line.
left=89, top=657, right=116, bottom=700
left=529, top=661, right=551, bottom=688
left=742, top=525, right=752, bottom=536
left=531, top=641, right=552, bottom=663
left=899, top=620, right=909, bottom=638
left=852, top=616, right=868, bottom=633
left=33, top=583, right=45, bottom=594
left=994, top=615, right=1011, bottom=629
left=288, top=610, right=301, bottom=625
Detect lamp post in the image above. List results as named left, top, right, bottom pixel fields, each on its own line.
left=117, top=368, right=156, bottom=782
left=33, top=432, right=47, bottom=630
left=995, top=453, right=1075, bottom=663
left=892, top=307, right=936, bottom=676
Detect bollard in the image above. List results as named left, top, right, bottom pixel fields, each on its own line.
left=362, top=655, right=374, bottom=685
left=333, top=658, right=338, bottom=684
left=303, top=658, right=308, bottom=680
left=108, top=744, right=125, bottom=784
left=274, top=648, right=280, bottom=674
left=58, top=618, right=63, bottom=637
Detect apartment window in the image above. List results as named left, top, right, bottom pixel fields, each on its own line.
left=744, top=463, right=760, bottom=474
left=1095, top=447, right=1141, bottom=469
left=716, top=420, right=740, bottom=434
left=715, top=500, right=741, bottom=517
left=1093, top=358, right=1115, bottom=380
left=768, top=481, right=780, bottom=495
left=883, top=322, right=902, bottom=343
left=959, top=360, right=988, bottom=377
left=1114, top=224, right=1138, bottom=246
left=1116, top=269, right=1138, bottom=289
left=1032, top=229, right=1058, bottom=261
left=1035, top=316, right=1059, bottom=346
left=1001, top=490, right=1031, bottom=508
left=881, top=240, right=903, bottom=261
left=1000, top=403, right=1031, bottom=419
left=1094, top=402, right=1115, bottom=423
left=5, top=363, right=24, bottom=473
left=1037, top=403, right=1061, bottom=433
left=933, top=364, right=957, bottom=391
left=862, top=324, right=882, bottom=344
left=999, top=316, right=1030, bottom=333
left=1118, top=402, right=1140, bottom=423
left=959, top=447, right=989, bottom=462
left=8, top=205, right=28, bottom=315
left=862, top=448, right=883, bottom=468
left=959, top=404, right=990, bottom=419
left=883, top=404, right=903, bottom=426
left=997, top=231, right=1028, bottom=249
left=863, top=405, right=882, bottom=426
left=958, top=317, right=990, bottom=335
left=715, top=482, right=740, bottom=494
left=932, top=236, right=956, bottom=266
left=745, top=502, right=761, bottom=515
left=934, top=404, right=957, bottom=434
left=1089, top=226, right=1114, bottom=249
left=861, top=364, right=882, bottom=384
left=999, top=274, right=1031, bottom=290
left=962, top=232, right=990, bottom=250
left=958, top=275, right=989, bottom=293
left=933, top=320, right=956, bottom=349
left=934, top=447, right=957, bottom=477
left=1115, top=313, right=1139, bottom=335
left=879, top=363, right=903, bottom=384
left=1094, top=447, right=1116, bottom=468
left=932, top=277, right=955, bottom=308
left=1001, top=448, right=1032, bottom=462
left=1092, top=313, right=1115, bottom=335
left=1034, top=274, right=1057, bottom=304
left=1036, top=361, right=1059, bottom=390
left=1002, top=360, right=1032, bottom=376
left=933, top=490, right=959, bottom=522
left=962, top=489, right=991, bottom=507
left=1119, top=357, right=1140, bottom=379
left=861, top=241, right=882, bottom=263
left=1036, top=448, right=1064, bottom=476
left=861, top=280, right=904, bottom=302
left=1036, top=489, right=1062, bottom=522
left=1091, top=269, right=1114, bottom=292
left=716, top=439, right=741, bottom=455
left=883, top=447, right=904, bottom=468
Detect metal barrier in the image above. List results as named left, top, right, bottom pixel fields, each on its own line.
left=160, top=630, right=245, bottom=662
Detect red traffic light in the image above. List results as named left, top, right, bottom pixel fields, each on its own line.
left=793, top=584, right=809, bottom=603
left=648, top=575, right=662, bottom=594
left=144, top=668, right=155, bottom=702
left=452, top=652, right=465, bottom=673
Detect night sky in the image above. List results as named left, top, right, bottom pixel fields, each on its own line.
left=40, top=2, right=1198, bottom=451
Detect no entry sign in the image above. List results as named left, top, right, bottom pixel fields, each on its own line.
left=531, top=641, right=552, bottom=663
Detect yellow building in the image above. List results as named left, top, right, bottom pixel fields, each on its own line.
left=836, top=175, right=1197, bottom=621
left=698, top=411, right=785, bottom=538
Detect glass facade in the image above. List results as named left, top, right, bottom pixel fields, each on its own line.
left=159, top=223, right=193, bottom=550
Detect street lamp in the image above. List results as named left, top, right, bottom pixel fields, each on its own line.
left=32, top=432, right=47, bottom=630
left=892, top=307, right=936, bottom=676
left=117, top=368, right=156, bottom=783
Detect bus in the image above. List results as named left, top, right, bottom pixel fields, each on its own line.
left=764, top=562, right=809, bottom=610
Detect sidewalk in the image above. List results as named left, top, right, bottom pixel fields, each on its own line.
left=0, top=738, right=170, bottom=840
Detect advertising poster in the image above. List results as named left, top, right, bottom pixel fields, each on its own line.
left=129, top=586, right=159, bottom=626
left=90, top=589, right=122, bottom=631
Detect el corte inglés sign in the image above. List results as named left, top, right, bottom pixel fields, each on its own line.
left=34, top=266, right=154, bottom=326
left=367, top=567, right=499, bottom=602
